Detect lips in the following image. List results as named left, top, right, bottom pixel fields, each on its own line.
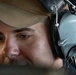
left=8, top=55, right=32, bottom=66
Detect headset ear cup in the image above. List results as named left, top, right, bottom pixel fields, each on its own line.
left=50, top=10, right=69, bottom=59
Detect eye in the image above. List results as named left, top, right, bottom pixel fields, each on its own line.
left=16, top=34, right=31, bottom=40
left=0, top=32, right=5, bottom=43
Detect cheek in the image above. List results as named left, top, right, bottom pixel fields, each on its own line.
left=18, top=39, right=40, bottom=59
left=18, top=37, right=54, bottom=67
left=0, top=43, right=5, bottom=51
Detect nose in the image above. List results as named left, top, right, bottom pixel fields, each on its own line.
left=7, top=48, right=20, bottom=59
left=5, top=35, right=20, bottom=59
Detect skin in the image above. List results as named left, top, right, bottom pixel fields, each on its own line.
left=0, top=20, right=63, bottom=69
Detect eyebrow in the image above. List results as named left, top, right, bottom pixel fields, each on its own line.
left=13, top=28, right=34, bottom=33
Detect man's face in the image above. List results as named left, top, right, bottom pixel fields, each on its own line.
left=0, top=21, right=55, bottom=68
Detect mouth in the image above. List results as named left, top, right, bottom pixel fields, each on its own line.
left=9, top=59, right=29, bottom=65
left=8, top=56, right=32, bottom=66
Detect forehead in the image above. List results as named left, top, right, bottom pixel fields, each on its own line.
left=0, top=21, right=45, bottom=32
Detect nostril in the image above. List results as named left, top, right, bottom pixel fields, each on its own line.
left=8, top=54, right=18, bottom=59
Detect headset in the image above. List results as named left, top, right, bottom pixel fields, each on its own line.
left=40, top=0, right=76, bottom=73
